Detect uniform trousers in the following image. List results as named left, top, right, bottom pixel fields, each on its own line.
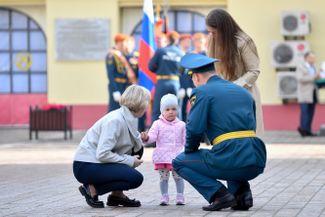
left=299, top=90, right=317, bottom=133
left=172, top=149, right=264, bottom=203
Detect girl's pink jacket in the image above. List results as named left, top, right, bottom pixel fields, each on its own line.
left=146, top=115, right=186, bottom=164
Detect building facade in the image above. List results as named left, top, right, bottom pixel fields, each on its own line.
left=0, top=0, right=324, bottom=130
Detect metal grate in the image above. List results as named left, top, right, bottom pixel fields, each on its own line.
left=29, top=106, right=72, bottom=140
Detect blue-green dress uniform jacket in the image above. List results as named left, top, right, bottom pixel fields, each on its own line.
left=149, top=45, right=183, bottom=122
left=106, top=52, right=129, bottom=112
left=173, top=75, right=267, bottom=203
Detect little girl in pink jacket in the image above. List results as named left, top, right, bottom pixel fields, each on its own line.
left=141, top=94, right=186, bottom=206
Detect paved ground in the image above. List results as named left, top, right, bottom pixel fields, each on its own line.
left=1, top=127, right=325, bottom=145
left=0, top=128, right=324, bottom=217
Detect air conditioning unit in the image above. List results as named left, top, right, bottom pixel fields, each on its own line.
left=272, top=41, right=310, bottom=68
left=281, top=11, right=310, bottom=36
left=277, top=72, right=298, bottom=99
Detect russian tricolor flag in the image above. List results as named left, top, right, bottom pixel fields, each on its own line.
left=138, top=0, right=156, bottom=92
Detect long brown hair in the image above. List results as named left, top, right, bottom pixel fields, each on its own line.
left=206, top=8, right=243, bottom=81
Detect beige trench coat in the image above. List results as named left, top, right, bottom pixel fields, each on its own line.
left=211, top=32, right=264, bottom=136
left=296, top=62, right=319, bottom=103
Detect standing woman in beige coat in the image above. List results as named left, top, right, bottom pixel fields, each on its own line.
left=205, top=8, right=264, bottom=136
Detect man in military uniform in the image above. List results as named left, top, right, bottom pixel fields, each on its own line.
left=124, top=35, right=146, bottom=132
left=172, top=53, right=267, bottom=211
left=178, top=34, right=192, bottom=121
left=192, top=32, right=207, bottom=55
left=149, top=31, right=183, bottom=122
left=106, top=34, right=136, bottom=112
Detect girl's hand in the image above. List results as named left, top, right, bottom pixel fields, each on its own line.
left=140, top=132, right=149, bottom=142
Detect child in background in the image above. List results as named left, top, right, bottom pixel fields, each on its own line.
left=141, top=94, right=186, bottom=206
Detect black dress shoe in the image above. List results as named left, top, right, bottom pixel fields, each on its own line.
left=107, top=194, right=141, bottom=207
left=202, top=192, right=237, bottom=211
left=297, top=127, right=307, bottom=137
left=78, top=186, right=104, bottom=208
left=232, top=189, right=253, bottom=211
left=306, top=131, right=317, bottom=137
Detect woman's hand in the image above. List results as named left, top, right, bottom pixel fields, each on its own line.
left=133, top=155, right=143, bottom=168
left=140, top=132, right=149, bottom=142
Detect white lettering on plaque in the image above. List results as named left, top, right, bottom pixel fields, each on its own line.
left=55, top=19, right=109, bottom=60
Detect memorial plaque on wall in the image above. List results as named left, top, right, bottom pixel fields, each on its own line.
left=55, top=19, right=109, bottom=60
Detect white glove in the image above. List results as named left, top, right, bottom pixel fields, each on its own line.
left=177, top=88, right=186, bottom=99
left=186, top=88, right=192, bottom=97
left=112, top=91, right=121, bottom=102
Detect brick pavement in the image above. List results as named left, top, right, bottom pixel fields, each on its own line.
left=0, top=129, right=324, bottom=217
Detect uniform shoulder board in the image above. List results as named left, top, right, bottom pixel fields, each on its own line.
left=189, top=95, right=196, bottom=106
left=107, top=54, right=114, bottom=64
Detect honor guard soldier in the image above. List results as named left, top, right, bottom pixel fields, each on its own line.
left=178, top=34, right=193, bottom=121
left=192, top=33, right=207, bottom=55
left=124, top=36, right=146, bottom=132
left=172, top=53, right=267, bottom=211
left=149, top=31, right=183, bottom=122
left=106, top=34, right=136, bottom=112
left=125, top=36, right=140, bottom=83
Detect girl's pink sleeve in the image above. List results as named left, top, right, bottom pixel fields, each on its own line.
left=181, top=122, right=186, bottom=146
left=146, top=121, right=159, bottom=144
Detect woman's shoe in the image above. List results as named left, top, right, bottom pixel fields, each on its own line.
left=78, top=185, right=104, bottom=208
left=107, top=194, right=141, bottom=207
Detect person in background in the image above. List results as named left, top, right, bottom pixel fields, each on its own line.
left=124, top=35, right=147, bottom=132
left=125, top=36, right=140, bottom=82
left=297, top=51, right=321, bottom=137
left=149, top=30, right=183, bottom=123
left=178, top=34, right=193, bottom=121
left=182, top=32, right=208, bottom=121
left=173, top=53, right=266, bottom=211
left=106, top=34, right=136, bottom=112
left=73, top=85, right=151, bottom=208
left=155, top=33, right=168, bottom=49
left=192, top=33, right=207, bottom=55
left=179, top=34, right=192, bottom=53
left=141, top=94, right=186, bottom=206
left=178, top=33, right=208, bottom=122
left=206, top=8, right=264, bottom=136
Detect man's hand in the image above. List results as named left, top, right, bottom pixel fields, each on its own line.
left=177, top=88, right=186, bottom=99
left=186, top=88, right=193, bottom=97
left=133, top=155, right=143, bottom=168
left=113, top=91, right=121, bottom=102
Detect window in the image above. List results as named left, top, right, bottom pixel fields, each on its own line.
left=0, top=8, right=47, bottom=94
left=131, top=10, right=207, bottom=50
